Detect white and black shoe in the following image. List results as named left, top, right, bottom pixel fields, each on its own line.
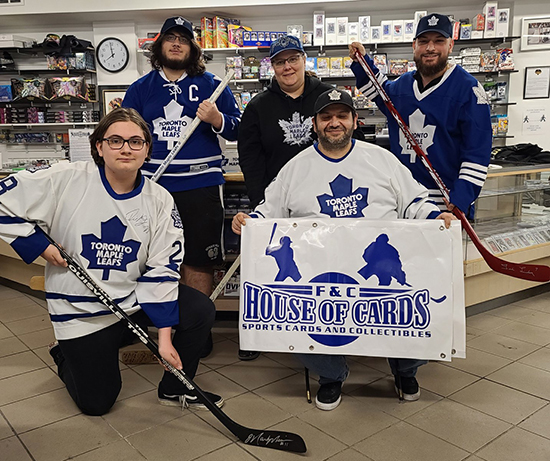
left=158, top=388, right=224, bottom=410
left=315, top=381, right=343, bottom=411
left=394, top=376, right=421, bottom=401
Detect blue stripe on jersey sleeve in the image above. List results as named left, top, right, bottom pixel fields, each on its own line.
left=11, top=226, right=50, bottom=264
left=137, top=275, right=179, bottom=283
left=140, top=300, right=179, bottom=328
left=427, top=210, right=442, bottom=219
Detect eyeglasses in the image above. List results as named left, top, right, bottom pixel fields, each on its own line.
left=102, top=137, right=147, bottom=150
left=271, top=54, right=303, bottom=69
left=164, top=34, right=190, bottom=44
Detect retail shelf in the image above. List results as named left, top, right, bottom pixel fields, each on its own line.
left=0, top=68, right=96, bottom=74
left=0, top=122, right=98, bottom=127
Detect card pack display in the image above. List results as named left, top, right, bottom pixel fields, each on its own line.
left=389, top=59, right=408, bottom=76
left=316, top=57, right=330, bottom=77
left=329, top=57, right=343, bottom=77
left=372, top=53, right=388, bottom=75
left=11, top=77, right=47, bottom=100
left=228, top=25, right=251, bottom=48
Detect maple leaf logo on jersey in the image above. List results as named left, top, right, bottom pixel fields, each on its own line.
left=153, top=99, right=193, bottom=150
left=171, top=205, right=183, bottom=229
left=317, top=174, right=368, bottom=217
left=278, top=112, right=313, bottom=146
left=399, top=109, right=435, bottom=163
left=81, top=216, right=141, bottom=280
left=473, top=82, right=490, bottom=105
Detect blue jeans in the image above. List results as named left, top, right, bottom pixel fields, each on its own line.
left=297, top=353, right=427, bottom=385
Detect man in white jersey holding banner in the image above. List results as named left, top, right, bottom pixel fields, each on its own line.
left=232, top=89, right=455, bottom=410
left=349, top=13, right=491, bottom=219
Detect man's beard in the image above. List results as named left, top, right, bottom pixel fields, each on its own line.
left=318, top=127, right=353, bottom=151
left=160, top=50, right=191, bottom=71
left=414, top=53, right=447, bottom=78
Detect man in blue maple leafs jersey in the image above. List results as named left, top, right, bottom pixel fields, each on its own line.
left=349, top=13, right=492, bottom=219
left=123, top=17, right=240, bottom=305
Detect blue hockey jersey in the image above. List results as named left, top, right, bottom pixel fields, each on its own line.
left=352, top=57, right=492, bottom=218
left=123, top=69, right=241, bottom=193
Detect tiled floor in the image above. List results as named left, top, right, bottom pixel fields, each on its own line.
left=1, top=283, right=550, bottom=461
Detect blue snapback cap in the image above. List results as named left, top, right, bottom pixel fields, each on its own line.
left=269, top=35, right=305, bottom=59
left=414, top=14, right=453, bottom=39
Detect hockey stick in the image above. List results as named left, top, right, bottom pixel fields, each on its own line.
left=211, top=222, right=278, bottom=302
left=354, top=51, right=550, bottom=283
left=150, top=69, right=235, bottom=183
left=210, top=254, right=240, bottom=302
left=42, top=234, right=306, bottom=453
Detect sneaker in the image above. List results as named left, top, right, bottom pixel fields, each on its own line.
left=315, top=381, right=342, bottom=411
left=238, top=349, right=261, bottom=361
left=394, top=376, right=420, bottom=401
left=158, top=388, right=224, bottom=410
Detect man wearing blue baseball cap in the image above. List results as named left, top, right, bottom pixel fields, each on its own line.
left=123, top=17, right=241, bottom=361
left=349, top=14, right=491, bottom=400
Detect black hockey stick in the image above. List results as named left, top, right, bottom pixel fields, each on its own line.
left=43, top=233, right=306, bottom=453
left=355, top=51, right=550, bottom=283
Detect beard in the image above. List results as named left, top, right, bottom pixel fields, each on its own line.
left=414, top=53, right=448, bottom=78
left=317, top=126, right=353, bottom=151
left=159, top=49, right=191, bottom=71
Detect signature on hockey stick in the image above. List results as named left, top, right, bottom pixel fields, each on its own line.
left=244, top=432, right=294, bottom=447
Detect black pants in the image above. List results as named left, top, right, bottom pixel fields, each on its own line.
left=50, top=285, right=215, bottom=416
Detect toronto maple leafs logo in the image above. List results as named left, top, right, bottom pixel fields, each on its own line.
left=317, top=174, right=368, bottom=217
left=81, top=216, right=141, bottom=280
left=175, top=17, right=185, bottom=26
left=171, top=205, right=183, bottom=229
left=473, top=82, right=490, bottom=105
left=278, top=112, right=313, bottom=146
left=428, top=15, right=439, bottom=26
left=399, top=109, right=435, bottom=162
left=153, top=99, right=193, bottom=150
left=328, top=89, right=343, bottom=101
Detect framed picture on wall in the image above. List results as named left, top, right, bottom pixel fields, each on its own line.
left=521, top=16, right=550, bottom=51
left=99, top=85, right=128, bottom=117
left=524, top=66, right=550, bottom=99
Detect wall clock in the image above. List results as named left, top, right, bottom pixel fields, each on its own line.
left=96, top=37, right=129, bottom=73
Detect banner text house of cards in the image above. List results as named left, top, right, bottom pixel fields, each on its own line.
left=240, top=219, right=465, bottom=361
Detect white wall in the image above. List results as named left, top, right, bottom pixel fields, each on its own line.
left=508, top=9, right=550, bottom=150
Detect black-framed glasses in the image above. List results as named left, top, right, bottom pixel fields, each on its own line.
left=102, top=137, right=147, bottom=151
left=164, top=33, right=190, bottom=44
left=271, top=54, right=303, bottom=69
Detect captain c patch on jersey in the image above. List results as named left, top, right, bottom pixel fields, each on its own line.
left=81, top=216, right=141, bottom=280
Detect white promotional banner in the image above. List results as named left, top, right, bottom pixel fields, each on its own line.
left=240, top=218, right=465, bottom=362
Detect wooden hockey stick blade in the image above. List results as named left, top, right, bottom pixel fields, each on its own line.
left=29, top=275, right=45, bottom=291
left=43, top=234, right=306, bottom=453
left=456, top=209, right=550, bottom=282
left=354, top=51, right=550, bottom=283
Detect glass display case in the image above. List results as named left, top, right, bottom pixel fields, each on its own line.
left=464, top=164, right=550, bottom=262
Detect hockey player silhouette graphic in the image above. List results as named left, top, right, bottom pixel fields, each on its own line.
left=358, top=234, right=409, bottom=286
left=266, top=236, right=302, bottom=282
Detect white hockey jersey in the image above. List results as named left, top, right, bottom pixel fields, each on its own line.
left=0, top=162, right=184, bottom=340
left=251, top=140, right=441, bottom=221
